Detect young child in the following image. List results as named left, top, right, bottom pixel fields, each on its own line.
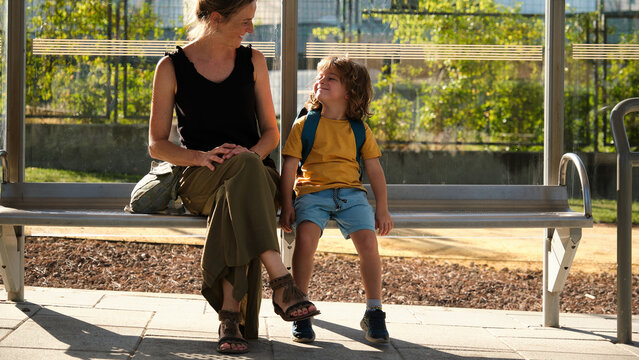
left=279, top=56, right=394, bottom=344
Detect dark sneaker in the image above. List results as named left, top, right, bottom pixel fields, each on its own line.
left=292, top=318, right=315, bottom=343
left=360, top=309, right=390, bottom=344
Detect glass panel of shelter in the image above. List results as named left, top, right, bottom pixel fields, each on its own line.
left=22, top=0, right=279, bottom=182
left=564, top=0, right=639, bottom=202
left=299, top=0, right=547, bottom=185
left=18, top=0, right=639, bottom=196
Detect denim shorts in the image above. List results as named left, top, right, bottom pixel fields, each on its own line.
left=294, top=188, right=375, bottom=239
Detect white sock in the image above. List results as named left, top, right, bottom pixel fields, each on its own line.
left=366, top=299, right=382, bottom=311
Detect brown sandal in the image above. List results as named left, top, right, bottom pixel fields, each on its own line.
left=216, top=310, right=248, bottom=354
left=269, top=273, right=320, bottom=322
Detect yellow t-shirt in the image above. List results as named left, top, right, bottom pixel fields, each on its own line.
left=282, top=115, right=382, bottom=196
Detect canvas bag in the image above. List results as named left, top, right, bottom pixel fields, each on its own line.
left=125, top=161, right=185, bottom=214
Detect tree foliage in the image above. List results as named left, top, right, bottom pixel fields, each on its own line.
left=366, top=0, right=639, bottom=152
left=26, top=0, right=178, bottom=124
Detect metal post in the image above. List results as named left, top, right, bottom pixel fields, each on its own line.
left=617, top=151, right=632, bottom=344
left=279, top=0, right=298, bottom=267
left=544, top=0, right=565, bottom=187
left=609, top=97, right=639, bottom=344
left=543, top=0, right=565, bottom=328
left=7, top=0, right=26, bottom=183
left=280, top=0, right=298, bottom=161
left=543, top=228, right=559, bottom=326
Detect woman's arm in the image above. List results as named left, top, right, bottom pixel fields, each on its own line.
left=364, top=157, right=394, bottom=236
left=148, top=57, right=231, bottom=171
left=250, top=49, right=280, bottom=159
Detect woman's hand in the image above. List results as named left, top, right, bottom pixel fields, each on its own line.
left=196, top=143, right=237, bottom=171
left=196, top=144, right=259, bottom=171
left=221, top=144, right=254, bottom=160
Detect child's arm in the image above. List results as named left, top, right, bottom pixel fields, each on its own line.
left=279, top=156, right=299, bottom=233
left=364, top=157, right=394, bottom=236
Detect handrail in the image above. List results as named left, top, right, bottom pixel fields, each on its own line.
left=608, top=97, right=639, bottom=345
left=610, top=97, right=639, bottom=157
left=0, top=150, right=7, bottom=184
left=559, top=152, right=592, bottom=218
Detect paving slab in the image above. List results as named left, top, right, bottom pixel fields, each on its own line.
left=95, top=293, right=207, bottom=314
left=0, top=301, right=40, bottom=321
left=399, top=347, right=523, bottom=359
left=146, top=311, right=219, bottom=332
left=0, top=317, right=143, bottom=352
left=500, top=336, right=636, bottom=360
left=17, top=287, right=104, bottom=307
left=0, top=287, right=636, bottom=360
left=410, top=306, right=530, bottom=329
left=35, top=305, right=153, bottom=328
left=0, top=348, right=130, bottom=360
left=508, top=312, right=620, bottom=331
left=269, top=337, right=402, bottom=360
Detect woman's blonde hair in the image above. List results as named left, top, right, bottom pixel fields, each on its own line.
left=184, top=0, right=256, bottom=40
left=304, top=56, right=373, bottom=121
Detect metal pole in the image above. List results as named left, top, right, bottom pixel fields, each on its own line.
left=617, top=151, right=632, bottom=344
left=543, top=0, right=565, bottom=328
left=544, top=0, right=565, bottom=187
left=280, top=0, right=298, bottom=162
left=279, top=0, right=298, bottom=264
left=7, top=0, right=26, bottom=184
left=4, top=0, right=26, bottom=302
left=609, top=98, right=639, bottom=344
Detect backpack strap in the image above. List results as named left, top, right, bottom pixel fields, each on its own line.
left=297, top=107, right=366, bottom=176
left=349, top=120, right=366, bottom=164
left=300, top=109, right=321, bottom=167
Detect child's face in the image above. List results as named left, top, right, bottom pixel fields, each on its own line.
left=313, top=68, right=348, bottom=106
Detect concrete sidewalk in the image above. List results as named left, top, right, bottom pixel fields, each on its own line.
left=0, top=286, right=637, bottom=359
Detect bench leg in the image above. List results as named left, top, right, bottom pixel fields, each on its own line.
left=279, top=229, right=295, bottom=273
left=0, top=225, right=25, bottom=302
left=543, top=227, right=582, bottom=327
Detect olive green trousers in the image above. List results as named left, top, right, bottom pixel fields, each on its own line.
left=178, top=152, right=280, bottom=339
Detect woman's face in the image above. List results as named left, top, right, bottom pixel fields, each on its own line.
left=213, top=1, right=256, bottom=47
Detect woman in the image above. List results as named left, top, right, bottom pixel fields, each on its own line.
left=148, top=0, right=319, bottom=354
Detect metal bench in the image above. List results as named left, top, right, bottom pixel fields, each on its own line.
left=0, top=152, right=592, bottom=328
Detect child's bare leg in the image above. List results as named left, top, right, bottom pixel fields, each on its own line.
left=292, top=221, right=322, bottom=294
left=350, top=229, right=389, bottom=343
left=350, top=229, right=382, bottom=300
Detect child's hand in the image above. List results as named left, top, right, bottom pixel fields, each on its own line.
left=279, top=204, right=296, bottom=233
left=375, top=209, right=393, bottom=236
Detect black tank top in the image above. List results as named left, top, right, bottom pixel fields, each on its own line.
left=167, top=45, right=274, bottom=167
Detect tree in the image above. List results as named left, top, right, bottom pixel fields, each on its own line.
left=26, top=0, right=171, bottom=124
left=369, top=0, right=545, bottom=150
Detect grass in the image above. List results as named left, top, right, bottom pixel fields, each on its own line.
left=569, top=197, right=639, bottom=225
left=25, top=167, right=140, bottom=183
left=18, top=167, right=639, bottom=225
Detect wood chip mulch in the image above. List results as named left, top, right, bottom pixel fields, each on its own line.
left=10, top=236, right=638, bottom=314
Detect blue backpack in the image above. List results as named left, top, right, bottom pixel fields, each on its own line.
left=296, top=107, right=366, bottom=178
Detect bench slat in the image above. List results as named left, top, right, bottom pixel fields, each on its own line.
left=0, top=206, right=207, bottom=228
left=2, top=183, right=573, bottom=211
left=390, top=211, right=592, bottom=228
left=0, top=182, right=591, bottom=229
left=0, top=206, right=591, bottom=229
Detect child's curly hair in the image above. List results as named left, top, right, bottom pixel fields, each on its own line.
left=305, top=56, right=373, bottom=121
